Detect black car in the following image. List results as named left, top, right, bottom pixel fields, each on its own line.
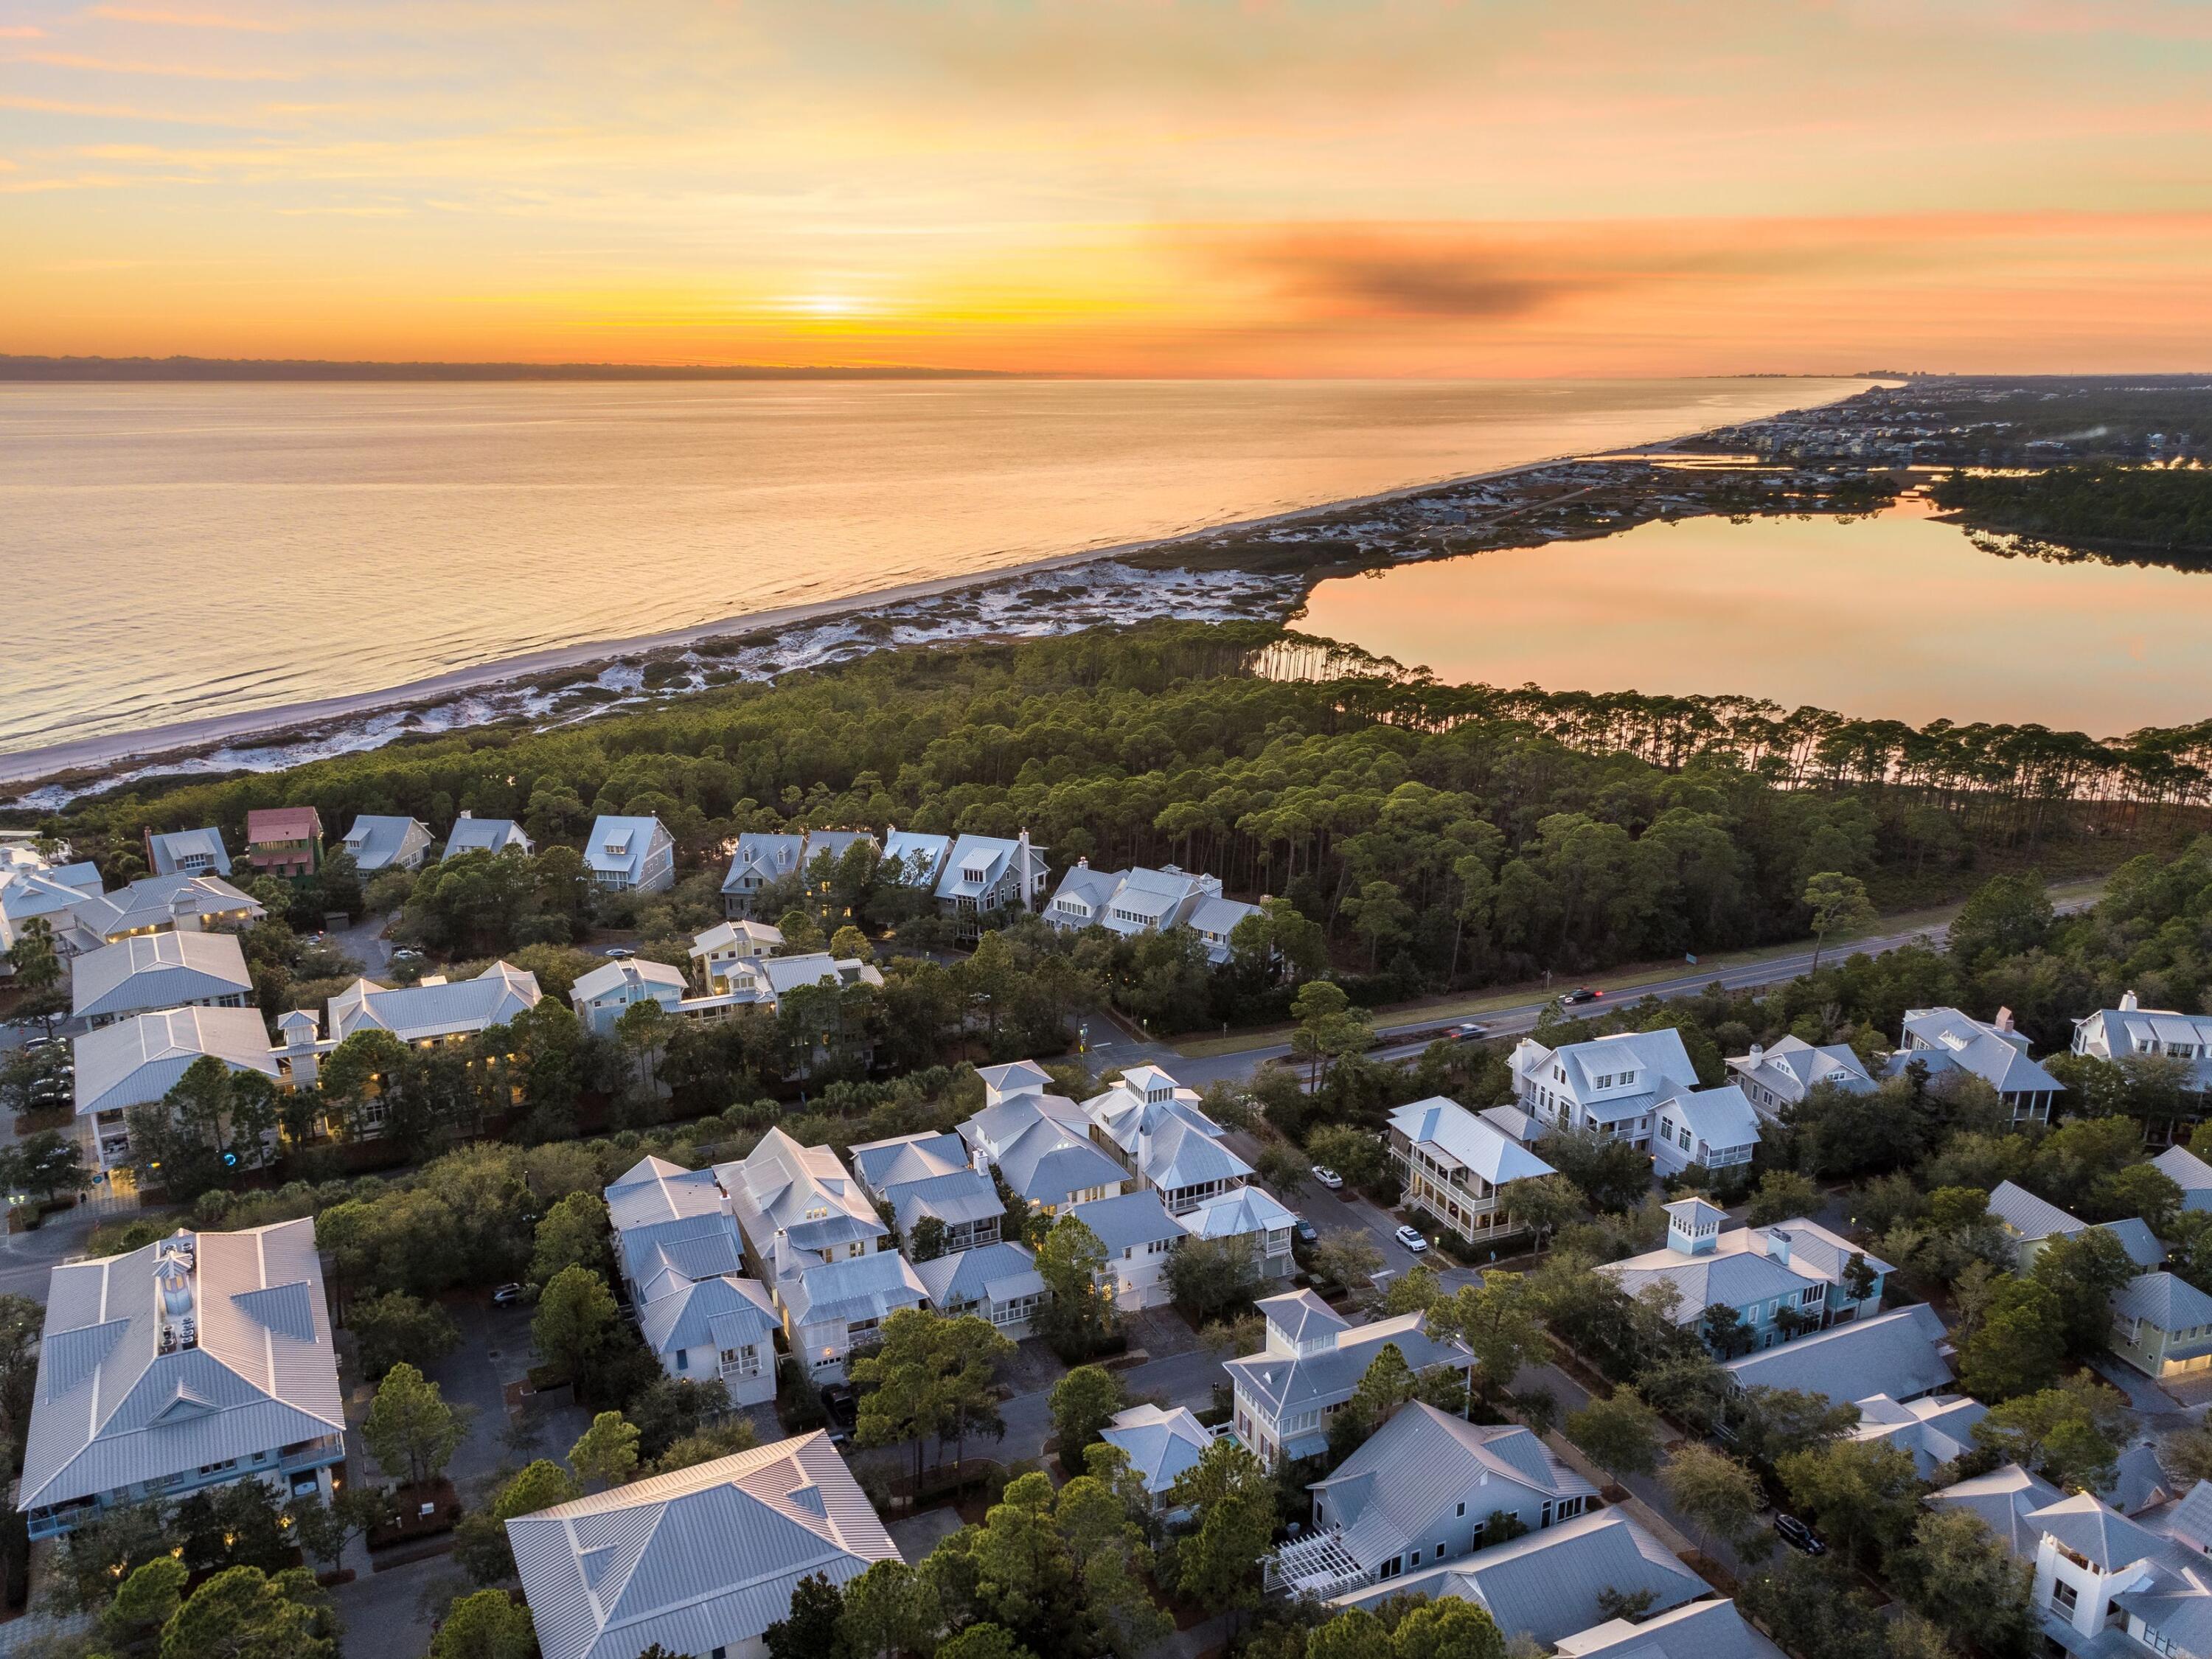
left=1773, top=1513, right=1826, bottom=1556
left=819, top=1382, right=859, bottom=1441
left=1562, top=987, right=1602, bottom=1005
left=1293, top=1219, right=1320, bottom=1246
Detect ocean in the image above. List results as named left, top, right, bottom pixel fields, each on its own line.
left=0, top=377, right=1863, bottom=762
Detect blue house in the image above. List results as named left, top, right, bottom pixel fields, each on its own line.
left=1598, top=1197, right=1892, bottom=1354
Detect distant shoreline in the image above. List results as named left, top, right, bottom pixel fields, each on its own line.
left=0, top=355, right=1007, bottom=382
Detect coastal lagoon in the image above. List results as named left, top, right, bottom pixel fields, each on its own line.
left=0, top=378, right=1860, bottom=761
left=1296, top=493, right=2212, bottom=736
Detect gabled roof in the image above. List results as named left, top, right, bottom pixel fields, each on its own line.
left=849, top=1131, right=970, bottom=1197
left=442, top=815, right=530, bottom=857
left=974, top=1059, right=1054, bottom=1103
left=889, top=1171, right=1002, bottom=1236
left=325, top=961, right=540, bottom=1041
left=1312, top=1402, right=1594, bottom=1571
left=2115, top=1271, right=2212, bottom=1333
left=1188, top=895, right=1262, bottom=942
left=719, top=832, right=804, bottom=894
left=1898, top=1006, right=2062, bottom=1096
left=736, top=952, right=883, bottom=999
left=1726, top=1035, right=1874, bottom=1102
left=1080, top=1086, right=1249, bottom=1192
left=2167, top=1479, right=2212, bottom=1551
left=245, top=807, right=321, bottom=844
left=1100, top=1404, right=1215, bottom=1496
left=1064, top=1190, right=1183, bottom=1252
left=1178, top=1184, right=1298, bottom=1242
left=2030, top=1490, right=2168, bottom=1571
left=1927, top=1463, right=2068, bottom=1557
left=68, top=874, right=262, bottom=942
left=0, top=862, right=102, bottom=927
left=691, top=920, right=783, bottom=957
left=571, top=959, right=688, bottom=1005
left=880, top=829, right=952, bottom=888
left=1479, top=1104, right=1543, bottom=1146
left=1228, top=1309, right=1470, bottom=1422
left=2101, top=1218, right=2168, bottom=1270
left=2155, top=1145, right=2212, bottom=1207
left=933, top=832, right=1045, bottom=902
left=780, top=1250, right=928, bottom=1331
left=1512, top=1027, right=1700, bottom=1099
left=1388, top=1097, right=1557, bottom=1186
left=1601, top=1215, right=1888, bottom=1325
left=1655, top=1085, right=1763, bottom=1152
left=605, top=1155, right=723, bottom=1233
left=913, top=1242, right=1045, bottom=1311
left=74, top=1004, right=278, bottom=1117
left=71, top=929, right=252, bottom=1023
left=583, top=815, right=669, bottom=880
left=145, top=827, right=231, bottom=876
left=338, top=815, right=431, bottom=869
left=718, top=1128, right=887, bottom=1259
left=1722, top=1304, right=1952, bottom=1405
left=992, top=1116, right=1127, bottom=1208
left=636, top=1273, right=776, bottom=1360
left=1986, top=1179, right=2086, bottom=1242
left=1554, top=1598, right=1767, bottom=1659
left=507, top=1433, right=900, bottom=1659
left=21, top=1222, right=344, bottom=1512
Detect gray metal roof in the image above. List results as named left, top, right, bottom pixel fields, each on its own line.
left=339, top=815, right=431, bottom=871
left=74, top=1004, right=279, bottom=1118
left=1388, top=1098, right=1557, bottom=1187
left=2031, top=1491, right=2171, bottom=1571
left=1514, top=1028, right=1700, bottom=1103
left=880, top=830, right=951, bottom=888
left=145, top=827, right=231, bottom=877
left=508, top=1431, right=900, bottom=1659
left=1927, top=1463, right=2067, bottom=1557
left=1228, top=1311, right=1470, bottom=1416
left=1655, top=1085, right=1763, bottom=1152
left=19, top=1220, right=344, bottom=1512
left=849, top=1131, right=970, bottom=1198
left=2156, top=1146, right=2212, bottom=1208
left=992, top=1116, right=1128, bottom=1208
left=2101, top=1219, right=2168, bottom=1270
left=1987, top=1180, right=2086, bottom=1242
left=571, top=959, right=687, bottom=1006
left=890, top=1171, right=1002, bottom=1235
left=2115, top=1272, right=2212, bottom=1333
left=325, top=961, right=540, bottom=1042
left=68, top=874, right=263, bottom=943
left=1722, top=1304, right=1952, bottom=1405
left=583, top=815, right=669, bottom=882
left=1099, top=1404, right=1214, bottom=1496
left=779, top=1250, right=927, bottom=1331
left=442, top=815, right=532, bottom=857
left=636, top=1273, right=776, bottom=1360
left=1899, top=1007, right=2063, bottom=1097
left=1726, top=1035, right=1874, bottom=1104
left=1553, top=1598, right=1766, bottom=1659
left=913, top=1242, right=1045, bottom=1311
left=72, top=930, right=252, bottom=1023
left=718, top=1128, right=887, bottom=1257
left=605, top=1156, right=723, bottom=1231
left=719, top=832, right=804, bottom=894
left=1178, top=1185, right=1298, bottom=1242
left=2166, top=1479, right=2212, bottom=1551
left=1063, top=1190, right=1183, bottom=1252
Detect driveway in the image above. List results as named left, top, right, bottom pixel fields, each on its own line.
left=330, top=908, right=395, bottom=978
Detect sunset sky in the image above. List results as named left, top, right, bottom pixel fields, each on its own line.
left=3, top=0, right=2209, bottom=375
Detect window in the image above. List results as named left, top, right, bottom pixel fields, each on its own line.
left=1409, top=1549, right=1422, bottom=1566
left=1540, top=1500, right=1554, bottom=1528
left=198, top=1459, right=237, bottom=1477
left=1377, top=1557, right=1403, bottom=1581
left=1455, top=1503, right=1465, bottom=1517
left=2051, top=1581, right=2079, bottom=1612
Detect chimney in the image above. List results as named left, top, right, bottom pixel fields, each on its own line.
left=1747, top=1043, right=1764, bottom=1066
left=1994, top=1006, right=2016, bottom=1034
left=2121, top=990, right=2140, bottom=1012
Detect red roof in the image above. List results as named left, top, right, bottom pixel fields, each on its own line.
left=246, top=806, right=322, bottom=842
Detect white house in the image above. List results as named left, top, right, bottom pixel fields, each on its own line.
left=930, top=831, right=1050, bottom=921
left=1727, top=1036, right=1877, bottom=1121
left=507, top=1433, right=900, bottom=1659
left=583, top=815, right=675, bottom=894
left=1188, top=896, right=1267, bottom=966
left=70, top=931, right=254, bottom=1029
left=1268, top=1400, right=1596, bottom=1599
left=913, top=1240, right=1048, bottom=1336
left=1043, top=863, right=1255, bottom=957
left=1649, top=1084, right=1763, bottom=1180
left=1891, top=1006, right=2063, bottom=1123
left=1224, top=1290, right=1472, bottom=1468
left=1178, top=1184, right=1298, bottom=1280
left=849, top=1131, right=1003, bottom=1256
left=779, top=1251, right=930, bottom=1380
left=603, top=1156, right=773, bottom=1402
left=1065, top=1190, right=1186, bottom=1310
left=1098, top=1403, right=1220, bottom=1512
left=338, top=815, right=435, bottom=874
left=2076, top=994, right=2212, bottom=1134
left=571, top=959, right=690, bottom=1037
left=0, top=852, right=105, bottom=975
left=144, top=827, right=231, bottom=878
left=1599, top=1197, right=1891, bottom=1353
left=1385, top=1096, right=1557, bottom=1250
left=441, top=813, right=533, bottom=858
left=18, top=1222, right=345, bottom=1539
left=1510, top=1027, right=1701, bottom=1152
left=54, top=874, right=264, bottom=956
left=1080, top=1065, right=1252, bottom=1214
left=689, top=920, right=783, bottom=992
left=962, top=1093, right=1127, bottom=1215
left=74, top=1005, right=283, bottom=1172
left=880, top=827, right=953, bottom=895
left=717, top=1127, right=890, bottom=1284
left=605, top=1155, right=748, bottom=1301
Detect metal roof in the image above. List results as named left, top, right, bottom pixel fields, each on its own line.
left=571, top=959, right=687, bottom=1005
left=1722, top=1304, right=1952, bottom=1405
left=508, top=1432, right=900, bottom=1659
left=1228, top=1310, right=1470, bottom=1416
left=1513, top=1028, right=1700, bottom=1102
left=442, top=815, right=530, bottom=857
left=1063, top=1190, right=1183, bottom=1252
left=992, top=1116, right=1128, bottom=1208
left=1898, top=1007, right=2063, bottom=1097
left=889, top=1171, right=1002, bottom=1235
left=145, top=828, right=231, bottom=877
left=605, top=1156, right=723, bottom=1231
left=2115, top=1271, right=2212, bottom=1333
left=848, top=1131, right=970, bottom=1198
left=1553, top=1597, right=1767, bottom=1659
left=325, top=961, right=540, bottom=1042
left=913, top=1241, right=1045, bottom=1310
left=1987, top=1179, right=2086, bottom=1242
left=1099, top=1404, right=1214, bottom=1496
left=1388, top=1097, right=1557, bottom=1186
left=2156, top=1146, right=2212, bottom=1208
left=1927, top=1462, right=2067, bottom=1557
left=636, top=1273, right=776, bottom=1360
left=19, top=1220, right=344, bottom=1512
left=74, top=1004, right=279, bottom=1118
left=1178, top=1184, right=1298, bottom=1242
left=583, top=815, right=669, bottom=881
left=779, top=1250, right=928, bottom=1331
left=1655, top=1085, right=1763, bottom=1152
left=338, top=815, right=431, bottom=871
left=71, top=930, right=251, bottom=1023
left=67, top=874, right=263, bottom=943
left=717, top=1128, right=886, bottom=1258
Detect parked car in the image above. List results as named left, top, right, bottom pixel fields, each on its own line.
left=820, top=1383, right=858, bottom=1441
left=1394, top=1225, right=1430, bottom=1253
left=602, top=945, right=636, bottom=960
left=1293, top=1219, right=1320, bottom=1246
left=29, top=1079, right=69, bottom=1107
left=1562, top=987, right=1602, bottom=1005
left=1311, top=1166, right=1344, bottom=1190
left=1452, top=1022, right=1489, bottom=1042
left=490, top=1282, right=529, bottom=1307
left=1773, top=1513, right=1826, bottom=1556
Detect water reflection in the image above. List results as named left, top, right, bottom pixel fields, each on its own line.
left=1295, top=495, right=2212, bottom=736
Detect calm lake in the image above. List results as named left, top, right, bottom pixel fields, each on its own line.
left=0, top=377, right=1863, bottom=761
left=1295, top=493, right=2212, bottom=737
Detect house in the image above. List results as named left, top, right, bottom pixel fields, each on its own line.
left=1225, top=1290, right=1472, bottom=1468
left=316, top=960, right=540, bottom=1049
left=689, top=920, right=783, bottom=992
left=1065, top=1190, right=1186, bottom=1309
left=717, top=1127, right=889, bottom=1284
left=913, top=1241, right=1048, bottom=1336
left=0, top=854, right=104, bottom=966
left=1649, top=1084, right=1762, bottom=1180
left=441, top=813, right=532, bottom=859
left=930, top=831, right=1050, bottom=922
left=724, top=950, right=885, bottom=1013
left=1178, top=1185, right=1298, bottom=1280
left=604, top=1156, right=748, bottom=1301
left=1927, top=1462, right=2069, bottom=1558
left=602, top=1157, right=772, bottom=1403
left=338, top=815, right=435, bottom=874
left=74, top=1005, right=283, bottom=1172
left=1324, top=1510, right=1711, bottom=1644
left=144, top=827, right=231, bottom=878
left=779, top=1251, right=930, bottom=1380
left=1985, top=1180, right=2166, bottom=1272
left=975, top=1057, right=1054, bottom=1106
left=2156, top=1145, right=2212, bottom=1214
left=965, top=1094, right=1127, bottom=1216
left=1722, top=1303, right=1955, bottom=1405
left=244, top=807, right=323, bottom=877
left=719, top=831, right=805, bottom=919
left=1959, top=1483, right=2212, bottom=1659
left=1099, top=1404, right=1222, bottom=1512
left=1080, top=1065, right=1252, bottom=1214
left=1478, top=1104, right=1544, bottom=1147
left=2074, top=992, right=2212, bottom=1102
left=849, top=1132, right=1002, bottom=1256
left=2110, top=1272, right=2212, bottom=1379
left=571, top=959, right=690, bottom=1037
left=1726, top=1036, right=1876, bottom=1121
left=1509, top=1027, right=1701, bottom=1152
left=880, top=827, right=953, bottom=894
left=1891, top=1006, right=2063, bottom=1124
left=71, top=931, right=254, bottom=1029
left=506, top=1432, right=900, bottom=1659
left=1386, top=1096, right=1558, bottom=1249
left=1554, top=1599, right=1781, bottom=1659
left=55, top=874, right=264, bottom=955
left=1849, top=1392, right=1988, bottom=1476
left=18, top=1222, right=345, bottom=1539
left=1043, top=861, right=1231, bottom=945
left=1188, top=895, right=1266, bottom=967
left=583, top=815, right=675, bottom=894
left=1267, top=1401, right=1596, bottom=1599
left=1599, top=1198, right=1890, bottom=1353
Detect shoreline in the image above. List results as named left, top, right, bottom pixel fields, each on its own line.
left=0, top=383, right=1875, bottom=798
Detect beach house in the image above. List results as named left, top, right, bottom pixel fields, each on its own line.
left=1510, top=1027, right=1700, bottom=1153
left=243, top=807, right=323, bottom=877
left=583, top=814, right=675, bottom=894
left=1385, top=1096, right=1557, bottom=1249
left=338, top=815, right=435, bottom=874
